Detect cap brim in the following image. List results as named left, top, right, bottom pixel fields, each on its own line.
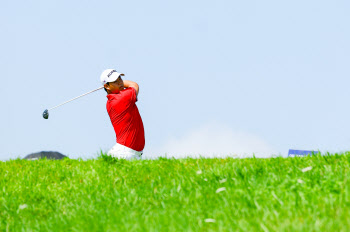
left=107, top=72, right=125, bottom=82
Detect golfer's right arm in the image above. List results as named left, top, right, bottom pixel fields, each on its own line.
left=123, top=80, right=139, bottom=96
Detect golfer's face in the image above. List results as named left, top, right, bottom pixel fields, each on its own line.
left=108, top=76, right=124, bottom=93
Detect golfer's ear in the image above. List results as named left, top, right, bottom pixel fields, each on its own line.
left=104, top=83, right=109, bottom=90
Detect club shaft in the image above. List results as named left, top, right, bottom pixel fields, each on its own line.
left=49, top=86, right=104, bottom=111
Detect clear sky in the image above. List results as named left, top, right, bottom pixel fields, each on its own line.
left=1, top=0, right=349, bottom=160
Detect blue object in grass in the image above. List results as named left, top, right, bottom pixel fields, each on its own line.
left=288, top=149, right=319, bottom=157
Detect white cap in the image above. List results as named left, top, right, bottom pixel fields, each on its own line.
left=100, top=69, right=125, bottom=85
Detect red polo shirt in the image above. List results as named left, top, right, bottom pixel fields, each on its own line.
left=106, top=87, right=145, bottom=151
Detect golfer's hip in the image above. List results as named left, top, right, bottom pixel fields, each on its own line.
left=108, top=143, right=142, bottom=160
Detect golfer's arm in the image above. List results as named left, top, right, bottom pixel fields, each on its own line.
left=123, top=80, right=139, bottom=96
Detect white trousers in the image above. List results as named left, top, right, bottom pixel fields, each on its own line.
left=107, top=143, right=143, bottom=160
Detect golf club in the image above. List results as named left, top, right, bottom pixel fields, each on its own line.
left=43, top=86, right=104, bottom=119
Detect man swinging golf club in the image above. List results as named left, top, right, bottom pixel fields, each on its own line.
left=100, top=69, right=145, bottom=160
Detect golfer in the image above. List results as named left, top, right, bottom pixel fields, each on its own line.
left=100, top=69, right=145, bottom=160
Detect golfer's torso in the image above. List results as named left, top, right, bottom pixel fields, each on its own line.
left=106, top=88, right=145, bottom=151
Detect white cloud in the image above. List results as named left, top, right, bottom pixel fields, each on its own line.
left=143, top=122, right=277, bottom=159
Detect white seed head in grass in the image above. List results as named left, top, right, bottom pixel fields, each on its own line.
left=301, top=166, right=312, bottom=172
left=219, top=179, right=227, bottom=183
left=204, top=218, right=216, bottom=223
left=19, top=204, right=28, bottom=210
left=297, top=179, right=304, bottom=184
left=216, top=187, right=226, bottom=193
left=204, top=178, right=208, bottom=181
left=177, top=185, right=181, bottom=192
left=196, top=170, right=202, bottom=175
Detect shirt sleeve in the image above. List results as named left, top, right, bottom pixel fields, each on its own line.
left=122, top=87, right=137, bottom=104
left=131, top=87, right=138, bottom=102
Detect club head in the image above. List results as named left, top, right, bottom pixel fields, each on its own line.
left=43, top=109, right=49, bottom=119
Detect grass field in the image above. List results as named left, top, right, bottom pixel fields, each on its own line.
left=1, top=153, right=350, bottom=231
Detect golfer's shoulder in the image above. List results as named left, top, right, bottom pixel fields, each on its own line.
left=107, top=94, right=116, bottom=100
left=107, top=89, right=132, bottom=101
left=106, top=93, right=121, bottom=103
left=121, top=87, right=136, bottom=97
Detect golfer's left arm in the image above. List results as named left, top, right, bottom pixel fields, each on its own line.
left=123, top=80, right=139, bottom=96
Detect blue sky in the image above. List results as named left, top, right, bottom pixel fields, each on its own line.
left=1, top=0, right=349, bottom=160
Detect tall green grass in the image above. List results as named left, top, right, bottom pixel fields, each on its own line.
left=1, top=153, right=350, bottom=231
